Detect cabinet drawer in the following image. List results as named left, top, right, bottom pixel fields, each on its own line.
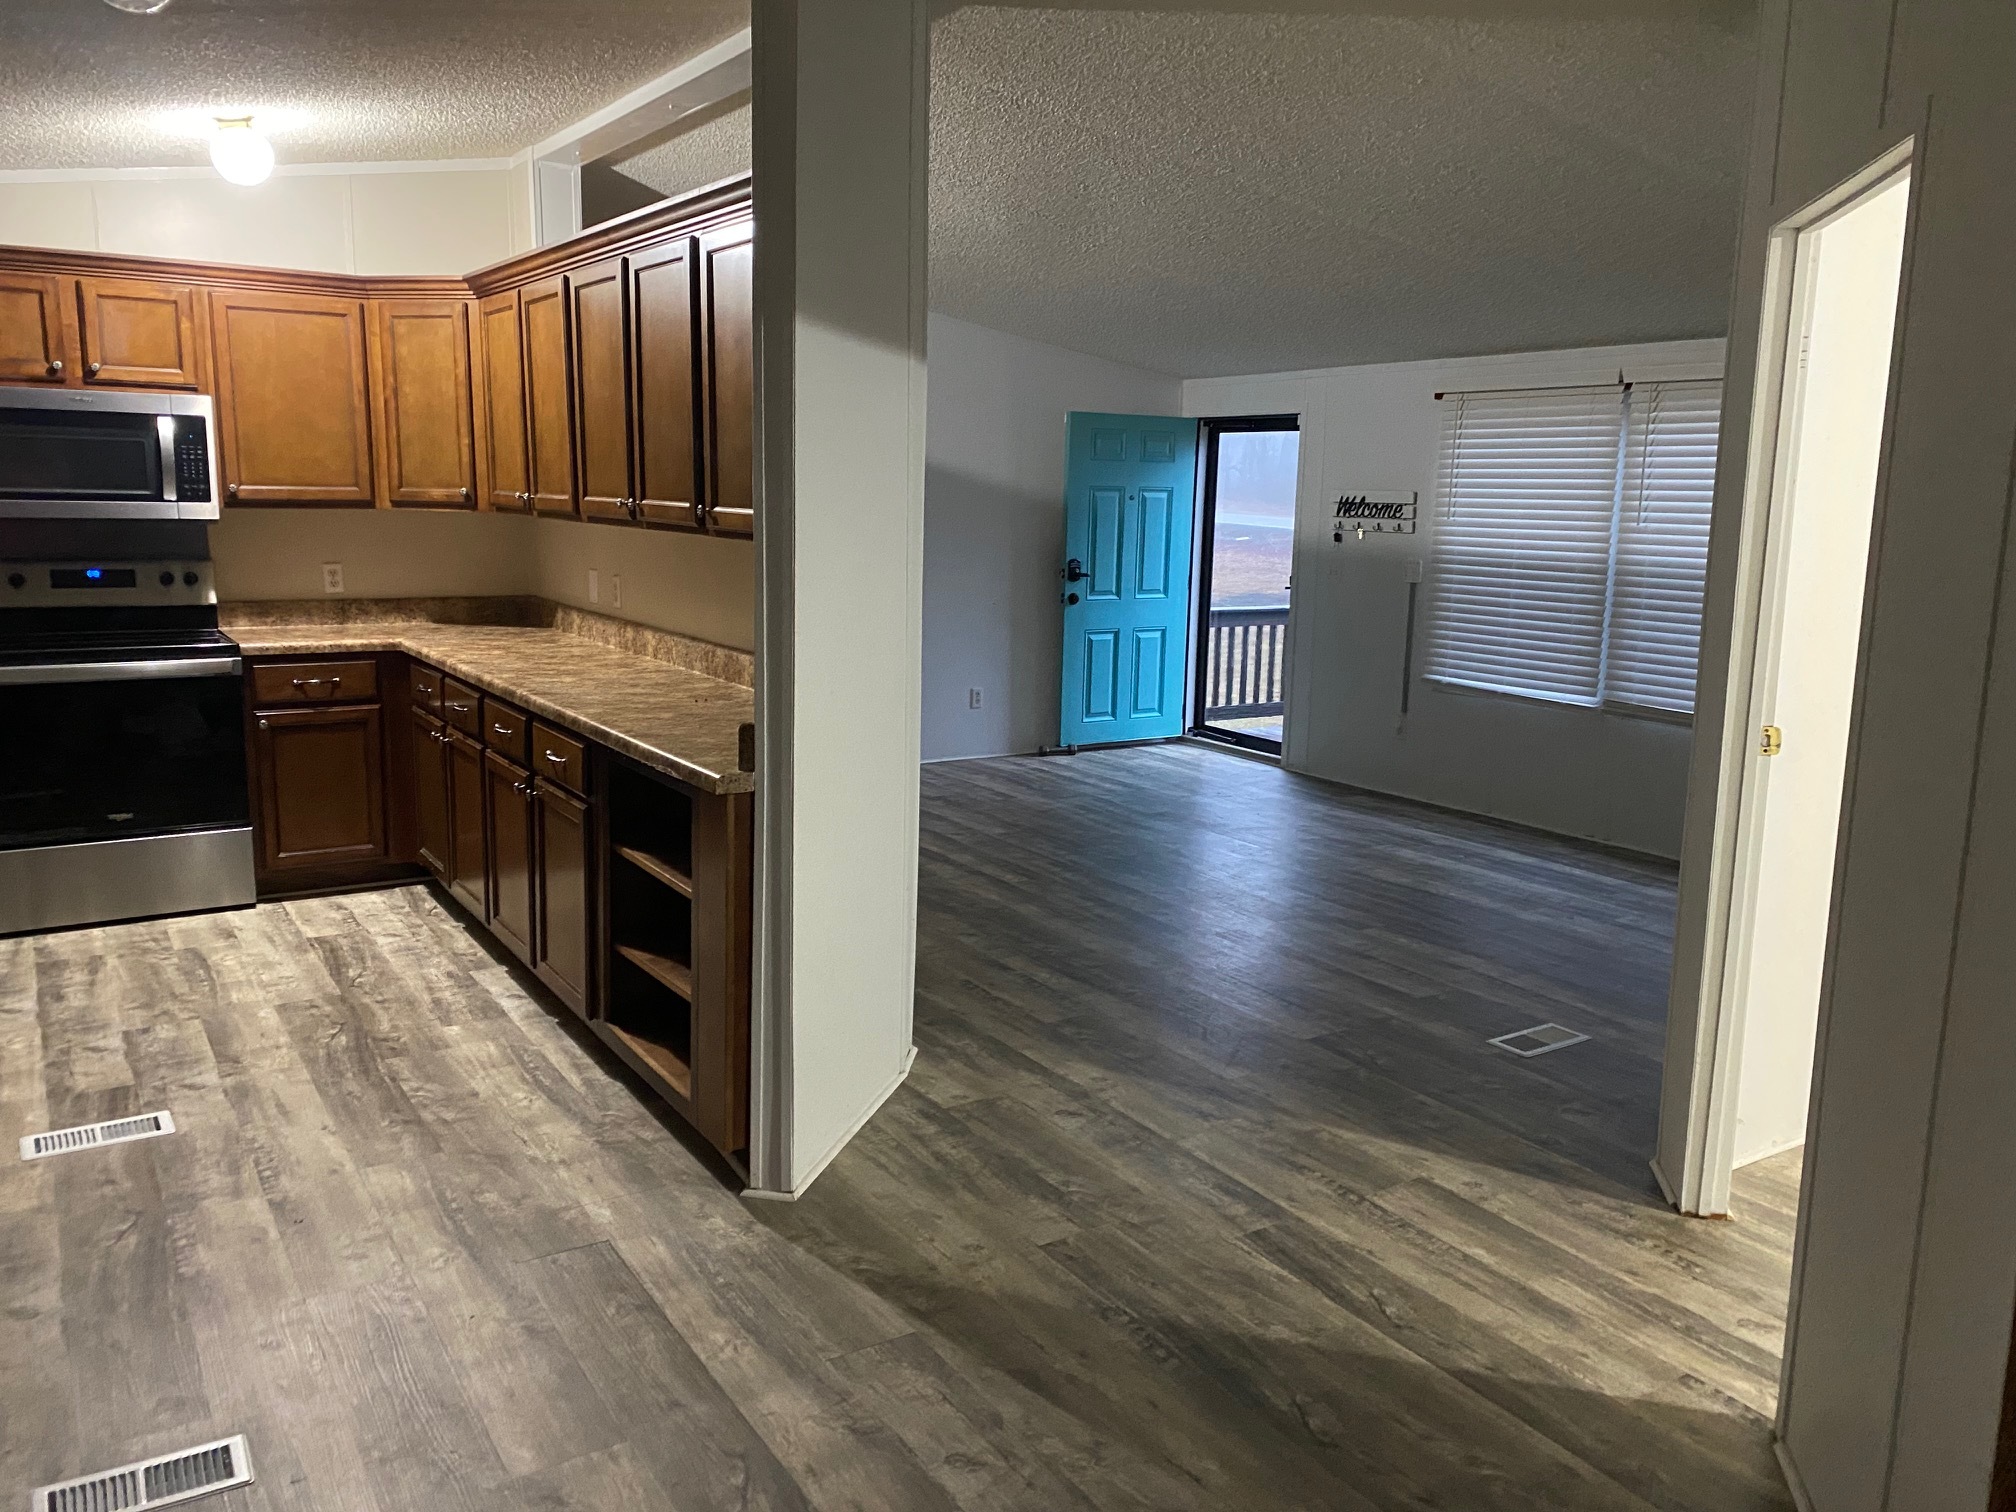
left=482, top=696, right=530, bottom=764
left=251, top=658, right=378, bottom=706
left=410, top=663, right=444, bottom=713
left=440, top=677, right=483, bottom=736
left=531, top=722, right=588, bottom=796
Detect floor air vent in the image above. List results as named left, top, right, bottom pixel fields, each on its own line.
left=1489, top=1023, right=1589, bottom=1058
left=34, top=1435, right=252, bottom=1512
left=20, top=1111, right=177, bottom=1162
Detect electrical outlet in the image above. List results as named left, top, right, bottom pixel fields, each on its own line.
left=321, top=562, right=344, bottom=595
left=611, top=574, right=622, bottom=609
left=968, top=687, right=983, bottom=710
left=588, top=568, right=599, bottom=604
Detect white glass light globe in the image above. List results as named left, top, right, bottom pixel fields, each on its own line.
left=210, top=120, right=274, bottom=186
left=103, top=0, right=174, bottom=13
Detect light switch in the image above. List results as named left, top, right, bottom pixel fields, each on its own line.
left=588, top=568, right=599, bottom=604
left=968, top=687, right=983, bottom=710
left=611, top=574, right=622, bottom=609
left=1404, top=558, right=1425, bottom=583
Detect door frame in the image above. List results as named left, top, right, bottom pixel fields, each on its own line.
left=1188, top=413, right=1302, bottom=754
left=1654, top=139, right=1915, bottom=1219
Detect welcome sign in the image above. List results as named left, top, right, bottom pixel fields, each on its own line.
left=1333, top=491, right=1419, bottom=539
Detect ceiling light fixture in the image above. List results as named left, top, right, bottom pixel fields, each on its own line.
left=210, top=117, right=274, bottom=186
left=102, top=0, right=175, bottom=13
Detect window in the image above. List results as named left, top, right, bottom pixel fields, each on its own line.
left=1425, top=379, right=1721, bottom=716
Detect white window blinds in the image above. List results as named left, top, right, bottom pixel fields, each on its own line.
left=1426, top=386, right=1626, bottom=705
left=1425, top=378, right=1722, bottom=715
left=1608, top=381, right=1722, bottom=713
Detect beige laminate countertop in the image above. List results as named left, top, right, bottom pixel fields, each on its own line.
left=230, top=623, right=755, bottom=796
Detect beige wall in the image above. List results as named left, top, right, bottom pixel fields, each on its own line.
left=0, top=165, right=531, bottom=274
left=209, top=508, right=755, bottom=651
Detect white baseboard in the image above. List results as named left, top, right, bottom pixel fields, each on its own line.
left=742, top=1045, right=917, bottom=1202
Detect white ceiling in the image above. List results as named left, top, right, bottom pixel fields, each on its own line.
left=927, top=4, right=1758, bottom=376
left=0, top=0, right=745, bottom=169
left=0, top=0, right=1757, bottom=379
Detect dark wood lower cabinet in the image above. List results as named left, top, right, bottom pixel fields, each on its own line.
left=250, top=702, right=387, bottom=875
left=445, top=729, right=488, bottom=918
left=412, top=707, right=452, bottom=878
left=485, top=749, right=536, bottom=966
left=534, top=779, right=593, bottom=1018
left=247, top=653, right=749, bottom=1164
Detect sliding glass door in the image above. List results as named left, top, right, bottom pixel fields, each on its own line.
left=1191, top=417, right=1300, bottom=753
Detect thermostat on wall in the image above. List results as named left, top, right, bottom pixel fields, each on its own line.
left=1333, top=490, right=1418, bottom=540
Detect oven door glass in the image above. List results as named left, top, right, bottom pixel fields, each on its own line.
left=0, top=409, right=165, bottom=503
left=0, top=672, right=248, bottom=849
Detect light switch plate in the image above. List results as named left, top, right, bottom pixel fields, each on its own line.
left=588, top=568, right=599, bottom=604
left=321, top=562, right=344, bottom=594
left=968, top=687, right=983, bottom=709
left=611, top=574, right=622, bottom=609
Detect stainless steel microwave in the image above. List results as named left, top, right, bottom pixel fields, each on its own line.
left=0, top=387, right=220, bottom=521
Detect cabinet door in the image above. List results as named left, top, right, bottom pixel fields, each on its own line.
left=370, top=298, right=476, bottom=508
left=77, top=277, right=203, bottom=389
left=252, top=704, right=387, bottom=873
left=446, top=730, right=489, bottom=919
left=0, top=272, right=72, bottom=384
left=412, top=706, right=451, bottom=878
left=521, top=275, right=576, bottom=516
left=535, top=779, right=593, bottom=1019
left=631, top=238, right=701, bottom=531
left=485, top=749, right=536, bottom=965
left=699, top=220, right=755, bottom=538
left=571, top=255, right=633, bottom=522
left=477, top=290, right=531, bottom=511
left=212, top=289, right=374, bottom=505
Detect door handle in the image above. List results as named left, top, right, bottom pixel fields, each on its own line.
left=1063, top=558, right=1088, bottom=583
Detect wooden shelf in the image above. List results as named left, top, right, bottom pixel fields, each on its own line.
left=616, top=942, right=693, bottom=1001
left=614, top=843, right=693, bottom=898
left=603, top=1022, right=692, bottom=1098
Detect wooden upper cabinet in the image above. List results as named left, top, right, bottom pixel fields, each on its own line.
left=0, top=272, right=73, bottom=383
left=630, top=238, right=701, bottom=531
left=699, top=220, right=755, bottom=538
left=520, top=274, right=576, bottom=516
left=477, top=290, right=531, bottom=511
left=570, top=255, right=634, bottom=523
left=211, top=288, right=374, bottom=506
left=77, top=277, right=203, bottom=389
left=369, top=298, right=477, bottom=509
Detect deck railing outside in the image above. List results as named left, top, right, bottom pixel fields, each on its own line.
left=1202, top=605, right=1289, bottom=721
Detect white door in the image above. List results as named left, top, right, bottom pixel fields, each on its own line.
left=1656, top=158, right=1911, bottom=1215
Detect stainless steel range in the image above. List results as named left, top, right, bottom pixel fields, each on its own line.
left=0, top=519, right=254, bottom=936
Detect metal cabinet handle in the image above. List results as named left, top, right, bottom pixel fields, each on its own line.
left=88, top=361, right=101, bottom=376
left=513, top=779, right=533, bottom=794
left=228, top=482, right=239, bottom=498
left=48, top=359, right=64, bottom=377
left=290, top=676, right=338, bottom=689
left=446, top=700, right=471, bottom=712
left=415, top=682, right=433, bottom=695
left=493, top=722, right=513, bottom=736
left=543, top=750, right=567, bottom=765
left=257, top=717, right=269, bottom=729
left=460, top=486, right=471, bottom=501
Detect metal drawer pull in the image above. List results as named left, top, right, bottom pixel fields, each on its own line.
left=291, top=676, right=339, bottom=689
left=493, top=722, right=514, bottom=736
left=446, top=700, right=471, bottom=712
left=543, top=750, right=567, bottom=764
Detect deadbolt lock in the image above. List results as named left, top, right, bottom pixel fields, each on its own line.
left=1760, top=725, right=1783, bottom=757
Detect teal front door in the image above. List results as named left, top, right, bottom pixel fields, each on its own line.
left=1059, top=413, right=1199, bottom=747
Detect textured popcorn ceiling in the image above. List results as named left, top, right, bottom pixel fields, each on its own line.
left=928, top=4, right=1757, bottom=376
left=609, top=93, right=752, bottom=204
left=0, top=0, right=746, bottom=169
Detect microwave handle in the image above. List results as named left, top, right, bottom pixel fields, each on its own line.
left=156, top=415, right=178, bottom=505
left=0, top=655, right=241, bottom=686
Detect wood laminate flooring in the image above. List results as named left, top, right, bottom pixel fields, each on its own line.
left=1, top=743, right=1798, bottom=1510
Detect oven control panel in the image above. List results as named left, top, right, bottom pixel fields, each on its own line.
left=0, top=560, right=216, bottom=608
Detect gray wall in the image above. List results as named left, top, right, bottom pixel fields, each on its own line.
left=1661, top=3, right=2016, bottom=1507
left=922, top=313, right=1181, bottom=760
left=1187, top=339, right=1723, bottom=860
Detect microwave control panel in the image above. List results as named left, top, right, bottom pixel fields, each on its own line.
left=172, top=418, right=213, bottom=503
left=0, top=560, right=215, bottom=608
